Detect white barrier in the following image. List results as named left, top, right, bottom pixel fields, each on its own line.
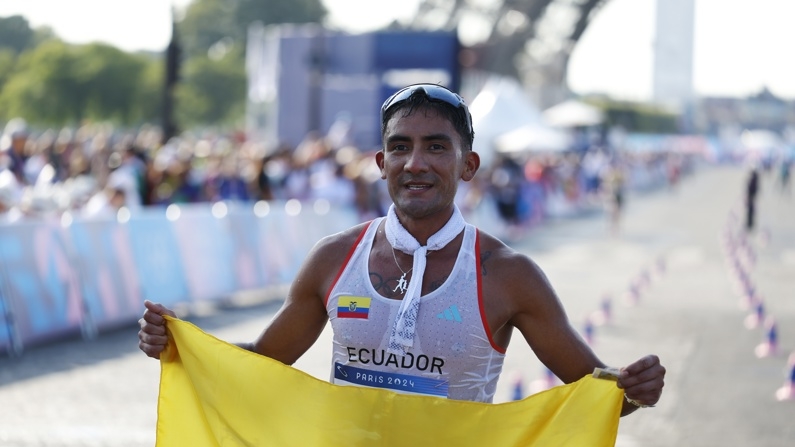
left=0, top=200, right=361, bottom=354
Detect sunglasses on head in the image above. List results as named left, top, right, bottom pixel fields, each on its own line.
left=380, top=84, right=473, bottom=136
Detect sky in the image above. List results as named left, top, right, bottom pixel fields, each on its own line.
left=0, top=0, right=793, bottom=102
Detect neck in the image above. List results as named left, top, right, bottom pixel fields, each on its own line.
left=393, top=208, right=455, bottom=246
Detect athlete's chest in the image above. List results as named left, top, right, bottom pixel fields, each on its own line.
left=366, top=248, right=460, bottom=300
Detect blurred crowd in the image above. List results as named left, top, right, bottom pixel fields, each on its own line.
left=0, top=118, right=390, bottom=222
left=0, top=117, right=696, bottom=227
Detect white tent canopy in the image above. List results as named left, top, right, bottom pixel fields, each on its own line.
left=469, top=75, right=569, bottom=166
left=495, top=123, right=572, bottom=154
left=542, top=99, right=604, bottom=128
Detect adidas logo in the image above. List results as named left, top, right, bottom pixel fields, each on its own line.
left=436, top=305, right=462, bottom=323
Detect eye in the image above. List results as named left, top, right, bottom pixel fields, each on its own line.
left=428, top=143, right=446, bottom=152
left=390, top=144, right=409, bottom=152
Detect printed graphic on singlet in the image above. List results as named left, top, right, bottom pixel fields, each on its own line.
left=436, top=305, right=463, bottom=322
left=337, top=296, right=371, bottom=319
left=334, top=362, right=449, bottom=397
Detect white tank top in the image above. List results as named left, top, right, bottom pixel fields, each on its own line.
left=325, top=218, right=506, bottom=402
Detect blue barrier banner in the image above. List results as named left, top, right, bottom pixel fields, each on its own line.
left=257, top=206, right=304, bottom=284
left=226, top=206, right=269, bottom=290
left=0, top=292, right=12, bottom=351
left=0, top=221, right=82, bottom=346
left=125, top=212, right=190, bottom=307
left=0, top=203, right=363, bottom=352
left=68, top=217, right=144, bottom=329
left=171, top=206, right=238, bottom=301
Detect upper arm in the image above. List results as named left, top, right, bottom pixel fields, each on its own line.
left=488, top=245, right=604, bottom=383
left=250, top=225, right=366, bottom=365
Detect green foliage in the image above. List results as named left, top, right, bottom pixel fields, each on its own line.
left=0, top=40, right=84, bottom=124
left=73, top=44, right=148, bottom=122
left=586, top=98, right=680, bottom=133
left=180, top=0, right=327, bottom=59
left=0, top=49, right=15, bottom=88
left=173, top=0, right=327, bottom=128
left=0, top=0, right=327, bottom=129
left=132, top=61, right=165, bottom=125
left=0, top=40, right=160, bottom=125
left=0, top=15, right=35, bottom=54
left=175, top=47, right=246, bottom=126
left=178, top=0, right=237, bottom=60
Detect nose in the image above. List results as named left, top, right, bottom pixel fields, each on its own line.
left=403, top=148, right=429, bottom=174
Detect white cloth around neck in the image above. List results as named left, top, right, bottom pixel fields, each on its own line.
left=384, top=204, right=466, bottom=354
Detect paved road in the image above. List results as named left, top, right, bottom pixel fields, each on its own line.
left=1, top=163, right=793, bottom=446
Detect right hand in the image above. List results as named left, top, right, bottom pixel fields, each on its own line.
left=138, top=300, right=177, bottom=359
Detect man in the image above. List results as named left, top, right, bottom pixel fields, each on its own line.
left=1, top=118, right=30, bottom=185
left=745, top=166, right=760, bottom=232
left=139, top=84, right=664, bottom=414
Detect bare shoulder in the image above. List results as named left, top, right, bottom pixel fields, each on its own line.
left=476, top=230, right=547, bottom=285
left=306, top=221, right=372, bottom=270
left=297, top=221, right=374, bottom=294
left=311, top=221, right=372, bottom=259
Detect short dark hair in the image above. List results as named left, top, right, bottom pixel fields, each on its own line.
left=380, top=84, right=475, bottom=151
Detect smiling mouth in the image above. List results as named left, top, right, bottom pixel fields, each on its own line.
left=406, top=184, right=431, bottom=191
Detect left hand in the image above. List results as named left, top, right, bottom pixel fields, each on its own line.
left=618, top=354, right=666, bottom=407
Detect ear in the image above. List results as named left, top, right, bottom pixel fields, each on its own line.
left=375, top=150, right=386, bottom=179
left=461, top=150, right=480, bottom=182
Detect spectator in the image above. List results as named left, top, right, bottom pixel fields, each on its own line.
left=1, top=118, right=30, bottom=185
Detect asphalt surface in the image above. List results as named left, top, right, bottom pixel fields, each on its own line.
left=0, top=163, right=793, bottom=446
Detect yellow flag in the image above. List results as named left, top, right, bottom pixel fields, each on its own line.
left=157, top=317, right=623, bottom=446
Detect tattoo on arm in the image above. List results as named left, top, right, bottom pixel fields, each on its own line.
left=480, top=250, right=492, bottom=276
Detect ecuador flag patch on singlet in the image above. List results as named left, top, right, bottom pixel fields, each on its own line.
left=337, top=296, right=371, bottom=319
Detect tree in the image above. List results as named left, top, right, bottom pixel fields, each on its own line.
left=0, top=15, right=35, bottom=54
left=173, top=0, right=327, bottom=128
left=174, top=47, right=246, bottom=126
left=0, top=40, right=85, bottom=124
left=73, top=44, right=149, bottom=123
left=0, top=40, right=160, bottom=125
left=179, top=0, right=327, bottom=59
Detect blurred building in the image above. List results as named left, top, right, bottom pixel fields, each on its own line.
left=693, top=88, right=795, bottom=135
left=245, top=23, right=461, bottom=151
left=652, top=0, right=695, bottom=108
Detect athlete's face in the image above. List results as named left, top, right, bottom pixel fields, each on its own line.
left=376, top=107, right=479, bottom=221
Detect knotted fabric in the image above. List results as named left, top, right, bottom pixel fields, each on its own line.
left=385, top=203, right=466, bottom=354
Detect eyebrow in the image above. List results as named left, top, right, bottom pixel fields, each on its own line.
left=385, top=133, right=455, bottom=145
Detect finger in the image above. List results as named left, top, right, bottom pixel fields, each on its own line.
left=619, top=362, right=666, bottom=389
left=142, top=309, right=166, bottom=326
left=139, top=318, right=167, bottom=336
left=621, top=369, right=665, bottom=405
left=138, top=340, right=164, bottom=359
left=623, top=381, right=664, bottom=406
left=139, top=332, right=169, bottom=347
left=144, top=300, right=177, bottom=318
left=620, top=354, right=660, bottom=377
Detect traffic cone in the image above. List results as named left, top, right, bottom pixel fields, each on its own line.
left=775, top=352, right=795, bottom=401
left=755, top=317, right=778, bottom=358
left=744, top=299, right=765, bottom=329
left=737, top=271, right=756, bottom=311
